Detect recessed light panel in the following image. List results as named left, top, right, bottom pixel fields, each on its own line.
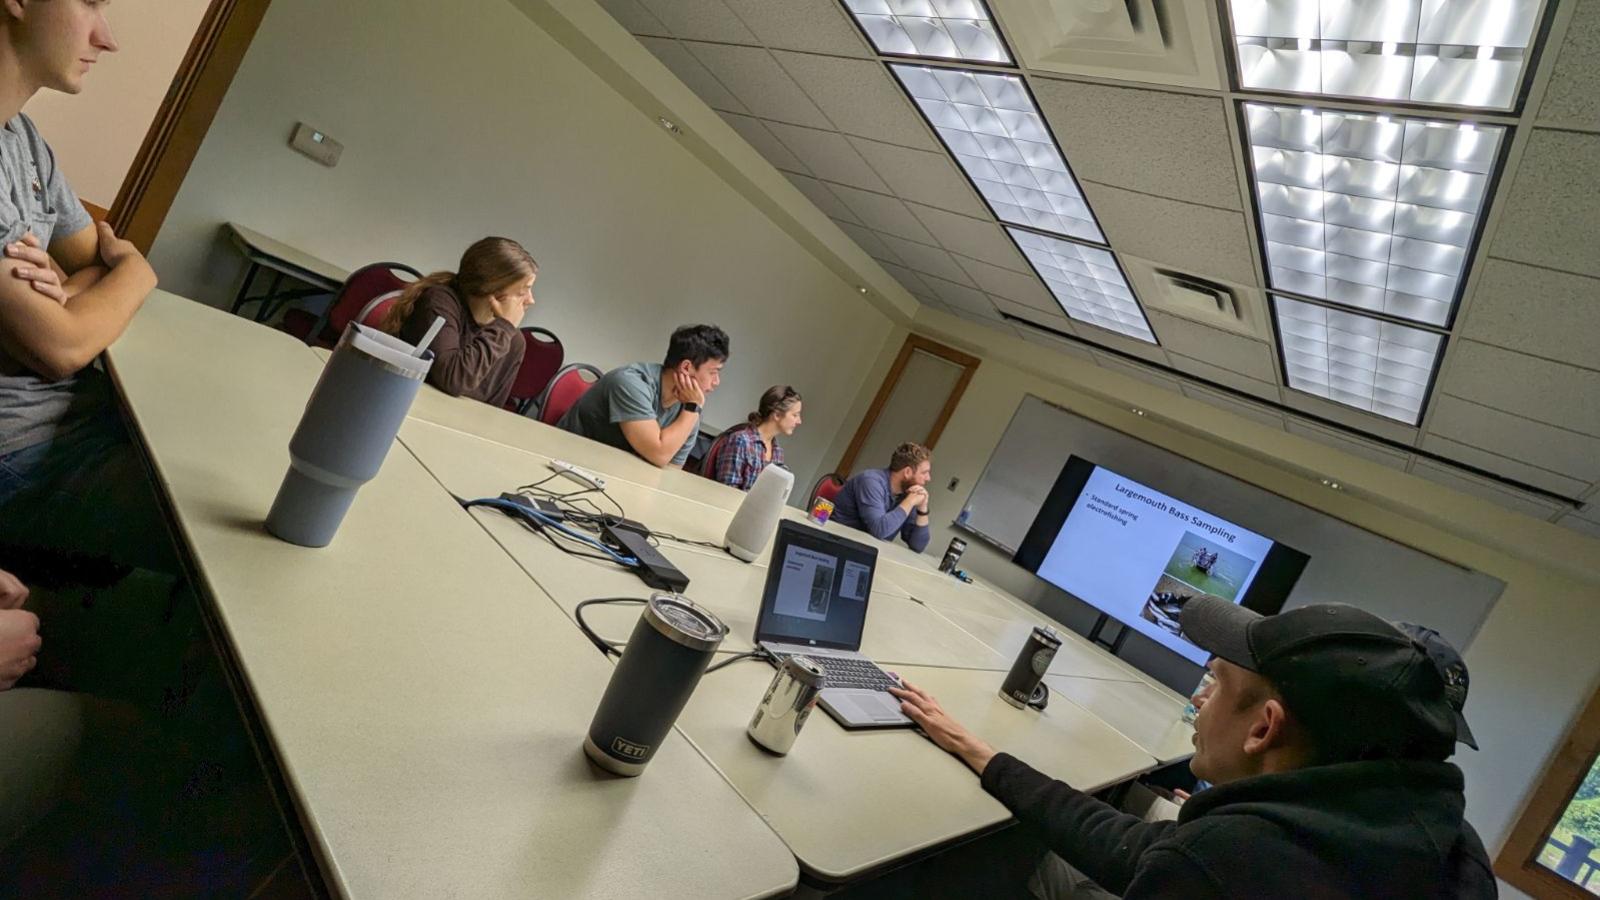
left=892, top=65, right=1104, bottom=243
left=843, top=0, right=1011, bottom=64
left=1008, top=227, right=1155, bottom=343
left=1245, top=102, right=1502, bottom=327
left=1227, top=0, right=1541, bottom=110
left=1273, top=295, right=1441, bottom=423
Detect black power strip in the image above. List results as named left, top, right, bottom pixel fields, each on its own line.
left=604, top=524, right=690, bottom=593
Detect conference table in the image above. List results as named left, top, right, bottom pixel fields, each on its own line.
left=108, top=292, right=1192, bottom=894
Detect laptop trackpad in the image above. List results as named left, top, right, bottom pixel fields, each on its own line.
left=836, top=691, right=909, bottom=723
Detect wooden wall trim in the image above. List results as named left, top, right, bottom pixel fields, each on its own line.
left=108, top=0, right=274, bottom=252
left=1494, top=682, right=1600, bottom=899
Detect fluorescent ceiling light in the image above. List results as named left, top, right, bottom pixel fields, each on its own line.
left=1273, top=295, right=1441, bottom=424
left=1227, top=0, right=1541, bottom=110
left=843, top=0, right=1012, bottom=64
left=1244, top=102, right=1502, bottom=327
left=892, top=64, right=1104, bottom=243
left=1008, top=227, right=1155, bottom=343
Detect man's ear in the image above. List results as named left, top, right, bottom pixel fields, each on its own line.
left=1242, top=697, right=1293, bottom=757
left=2, top=0, right=26, bottom=21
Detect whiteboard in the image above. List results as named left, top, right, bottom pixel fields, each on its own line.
left=956, top=395, right=1503, bottom=653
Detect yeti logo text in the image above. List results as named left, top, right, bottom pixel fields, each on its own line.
left=611, top=738, right=650, bottom=760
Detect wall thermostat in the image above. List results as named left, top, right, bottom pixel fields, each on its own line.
left=289, top=122, right=343, bottom=168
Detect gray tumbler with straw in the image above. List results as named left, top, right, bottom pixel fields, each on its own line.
left=266, top=320, right=439, bottom=547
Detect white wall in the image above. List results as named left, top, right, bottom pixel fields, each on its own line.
left=147, top=0, right=892, bottom=492
left=850, top=308, right=1600, bottom=890
left=25, top=0, right=213, bottom=209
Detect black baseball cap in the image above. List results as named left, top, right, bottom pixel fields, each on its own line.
left=1180, top=597, right=1477, bottom=755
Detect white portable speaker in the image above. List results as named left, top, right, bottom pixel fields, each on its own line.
left=725, top=464, right=794, bottom=562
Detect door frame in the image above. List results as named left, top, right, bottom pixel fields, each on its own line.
left=836, top=334, right=980, bottom=476
left=108, top=0, right=275, bottom=252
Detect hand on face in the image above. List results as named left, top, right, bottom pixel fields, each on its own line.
left=674, top=366, right=706, bottom=407
left=906, top=484, right=930, bottom=514
left=0, top=568, right=28, bottom=610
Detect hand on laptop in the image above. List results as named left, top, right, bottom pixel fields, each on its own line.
left=890, top=679, right=997, bottom=776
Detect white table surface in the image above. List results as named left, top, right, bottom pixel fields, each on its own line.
left=106, top=292, right=797, bottom=899
left=227, top=222, right=350, bottom=287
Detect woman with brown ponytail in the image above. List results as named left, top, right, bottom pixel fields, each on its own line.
left=383, top=237, right=538, bottom=407
left=701, top=385, right=802, bottom=491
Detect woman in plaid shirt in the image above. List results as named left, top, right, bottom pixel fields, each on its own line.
left=703, top=386, right=803, bottom=490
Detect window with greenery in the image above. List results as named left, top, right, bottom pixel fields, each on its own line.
left=1499, top=688, right=1600, bottom=897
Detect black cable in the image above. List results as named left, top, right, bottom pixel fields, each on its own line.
left=650, top=530, right=725, bottom=551
left=573, top=597, right=646, bottom=658
left=706, top=648, right=771, bottom=673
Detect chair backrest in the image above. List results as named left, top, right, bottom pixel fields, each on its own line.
left=696, top=428, right=737, bottom=480
left=809, top=472, right=847, bottom=510
left=507, top=327, right=564, bottom=413
left=535, top=363, right=603, bottom=426
left=323, top=262, right=422, bottom=341
left=355, top=290, right=404, bottom=330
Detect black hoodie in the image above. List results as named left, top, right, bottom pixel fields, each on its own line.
left=981, top=753, right=1497, bottom=898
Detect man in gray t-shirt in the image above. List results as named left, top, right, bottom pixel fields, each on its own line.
left=0, top=5, right=165, bottom=571
left=557, top=325, right=729, bottom=469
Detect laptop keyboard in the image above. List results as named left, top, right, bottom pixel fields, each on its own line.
left=794, top=655, right=899, bottom=692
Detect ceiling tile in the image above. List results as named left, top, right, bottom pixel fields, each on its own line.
left=874, top=233, right=975, bottom=285
left=764, top=122, right=888, bottom=191
left=957, top=255, right=1057, bottom=312
left=1181, top=384, right=1287, bottom=430
left=596, top=0, right=669, bottom=35
left=847, top=138, right=988, bottom=218
left=1438, top=340, right=1600, bottom=437
left=1425, top=394, right=1600, bottom=483
left=1146, top=311, right=1277, bottom=382
left=636, top=0, right=757, bottom=43
left=1031, top=78, right=1242, bottom=211
left=771, top=51, right=938, bottom=150
left=1017, top=327, right=1099, bottom=363
left=639, top=37, right=746, bottom=113
left=683, top=42, right=830, bottom=128
left=1082, top=182, right=1260, bottom=286
left=1536, top=0, right=1600, bottom=133
left=721, top=0, right=872, bottom=57
left=784, top=172, right=856, bottom=221
left=1285, top=419, right=1411, bottom=470
left=1491, top=129, right=1600, bottom=278
left=1460, top=259, right=1600, bottom=368
left=719, top=112, right=806, bottom=172
left=1556, top=514, right=1600, bottom=539
left=1167, top=353, right=1280, bottom=403
left=943, top=305, right=1014, bottom=331
left=1095, top=354, right=1184, bottom=392
left=1409, top=459, right=1569, bottom=521
left=825, top=183, right=938, bottom=243
left=905, top=204, right=1030, bottom=273
left=917, top=273, right=990, bottom=310
left=1420, top=434, right=1590, bottom=499
left=832, top=219, right=900, bottom=264
left=1079, top=329, right=1171, bottom=365
left=875, top=260, right=932, bottom=297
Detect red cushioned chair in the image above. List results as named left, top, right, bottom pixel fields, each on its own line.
left=355, top=290, right=404, bottom=329
left=281, top=262, right=420, bottom=346
left=506, top=327, right=564, bottom=415
left=696, top=429, right=737, bottom=480
left=534, top=363, right=603, bottom=426
left=809, top=472, right=846, bottom=510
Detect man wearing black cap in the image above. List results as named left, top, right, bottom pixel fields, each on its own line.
left=890, top=598, right=1495, bottom=898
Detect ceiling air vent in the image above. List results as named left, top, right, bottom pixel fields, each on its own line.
left=1153, top=269, right=1239, bottom=321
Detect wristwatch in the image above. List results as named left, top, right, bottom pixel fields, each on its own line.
left=682, top=401, right=701, bottom=413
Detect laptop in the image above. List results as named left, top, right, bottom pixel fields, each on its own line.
left=754, top=520, right=912, bottom=729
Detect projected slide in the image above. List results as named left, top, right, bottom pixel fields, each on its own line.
left=1034, top=465, right=1275, bottom=665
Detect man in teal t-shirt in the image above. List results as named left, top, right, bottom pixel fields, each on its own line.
left=558, top=325, right=728, bottom=468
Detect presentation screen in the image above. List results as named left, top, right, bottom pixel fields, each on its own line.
left=1014, top=457, right=1310, bottom=665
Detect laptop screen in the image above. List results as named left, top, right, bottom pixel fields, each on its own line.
left=755, top=521, right=878, bottom=651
